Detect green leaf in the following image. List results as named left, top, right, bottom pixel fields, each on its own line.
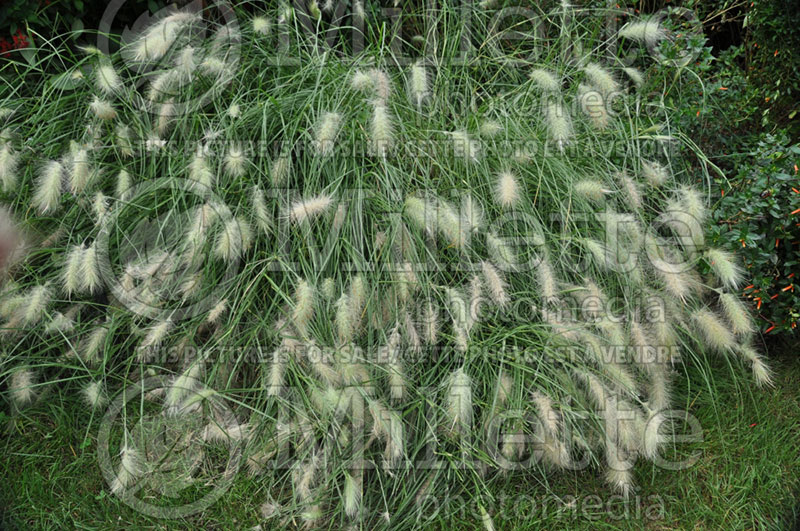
left=71, top=17, right=84, bottom=39
left=18, top=32, right=35, bottom=66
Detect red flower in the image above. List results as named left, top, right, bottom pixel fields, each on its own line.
left=12, top=29, right=29, bottom=49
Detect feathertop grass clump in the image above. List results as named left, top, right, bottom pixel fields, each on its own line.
left=0, top=3, right=770, bottom=528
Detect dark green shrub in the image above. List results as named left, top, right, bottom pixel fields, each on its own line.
left=0, top=0, right=168, bottom=42
left=740, top=0, right=800, bottom=136
left=710, top=134, right=800, bottom=334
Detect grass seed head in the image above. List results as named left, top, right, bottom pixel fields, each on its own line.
left=692, top=308, right=736, bottom=353
left=93, top=192, right=108, bottom=225
left=494, top=171, right=521, bottom=208
left=481, top=260, right=509, bottom=307
left=140, top=319, right=173, bottom=351
left=90, top=96, right=116, bottom=120
left=408, top=60, right=429, bottom=107
left=719, top=293, right=754, bottom=336
left=252, top=16, right=272, bottom=36
left=82, top=380, right=107, bottom=408
left=449, top=130, right=481, bottom=162
left=19, top=283, right=52, bottom=325
left=207, top=298, right=228, bottom=324
left=289, top=194, right=333, bottom=224
left=343, top=472, right=362, bottom=519
left=82, top=324, right=108, bottom=365
left=10, top=368, right=36, bottom=405
left=293, top=279, right=315, bottom=337
left=370, top=104, right=394, bottom=158
left=251, top=186, right=272, bottom=234
left=96, top=63, right=122, bottom=95
left=130, top=12, right=199, bottom=63
left=575, top=180, right=609, bottom=202
left=80, top=242, right=101, bottom=294
left=705, top=248, right=743, bottom=290
left=115, top=169, right=132, bottom=200
left=34, top=160, right=64, bottom=213
left=422, top=300, right=439, bottom=345
left=529, top=68, right=561, bottom=92
left=224, top=143, right=248, bottom=177
left=619, top=19, right=666, bottom=46
left=544, top=101, right=572, bottom=151
left=62, top=244, right=84, bottom=296
left=479, top=119, right=503, bottom=138
left=583, top=61, right=620, bottom=97
left=0, top=144, right=19, bottom=192
left=445, top=367, right=473, bottom=435
left=736, top=344, right=774, bottom=388
left=623, top=67, right=644, bottom=88
left=313, top=111, right=342, bottom=157
left=642, top=160, right=669, bottom=187
left=270, top=153, right=291, bottom=186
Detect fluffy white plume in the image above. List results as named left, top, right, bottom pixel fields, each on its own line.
left=292, top=279, right=314, bottom=337
left=577, top=83, right=609, bottom=130
left=370, top=103, right=394, bottom=158
left=481, top=260, right=509, bottom=307
left=583, top=62, right=620, bottom=97
left=116, top=124, right=134, bottom=158
left=82, top=380, right=108, bottom=408
left=90, top=96, right=116, bottom=120
left=494, top=171, right=521, bottom=208
left=343, top=471, right=362, bottom=519
left=642, top=160, right=669, bottom=187
left=705, top=248, right=743, bottom=290
left=575, top=179, right=610, bottom=202
left=0, top=144, right=19, bottom=191
left=289, top=194, right=333, bottom=224
left=62, top=244, right=84, bottom=296
left=34, top=160, right=64, bottom=213
left=270, top=154, right=291, bottom=186
left=80, top=242, right=101, bottom=294
left=111, top=441, right=144, bottom=494
left=10, top=368, right=36, bottom=405
left=449, top=130, right=481, bottom=162
left=735, top=344, right=774, bottom=388
left=529, top=68, right=561, bottom=92
left=95, top=62, right=122, bottom=95
left=619, top=19, right=666, bottom=46
left=719, top=293, right=754, bottom=336
left=445, top=367, right=473, bottom=436
left=253, top=16, right=272, bottom=36
left=251, top=186, right=272, bottom=234
left=408, top=60, right=430, bottom=108
left=691, top=308, right=736, bottom=353
left=312, top=111, right=342, bottom=157
left=130, top=12, right=200, bottom=63
left=224, top=143, right=248, bottom=177
left=544, top=101, right=572, bottom=151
